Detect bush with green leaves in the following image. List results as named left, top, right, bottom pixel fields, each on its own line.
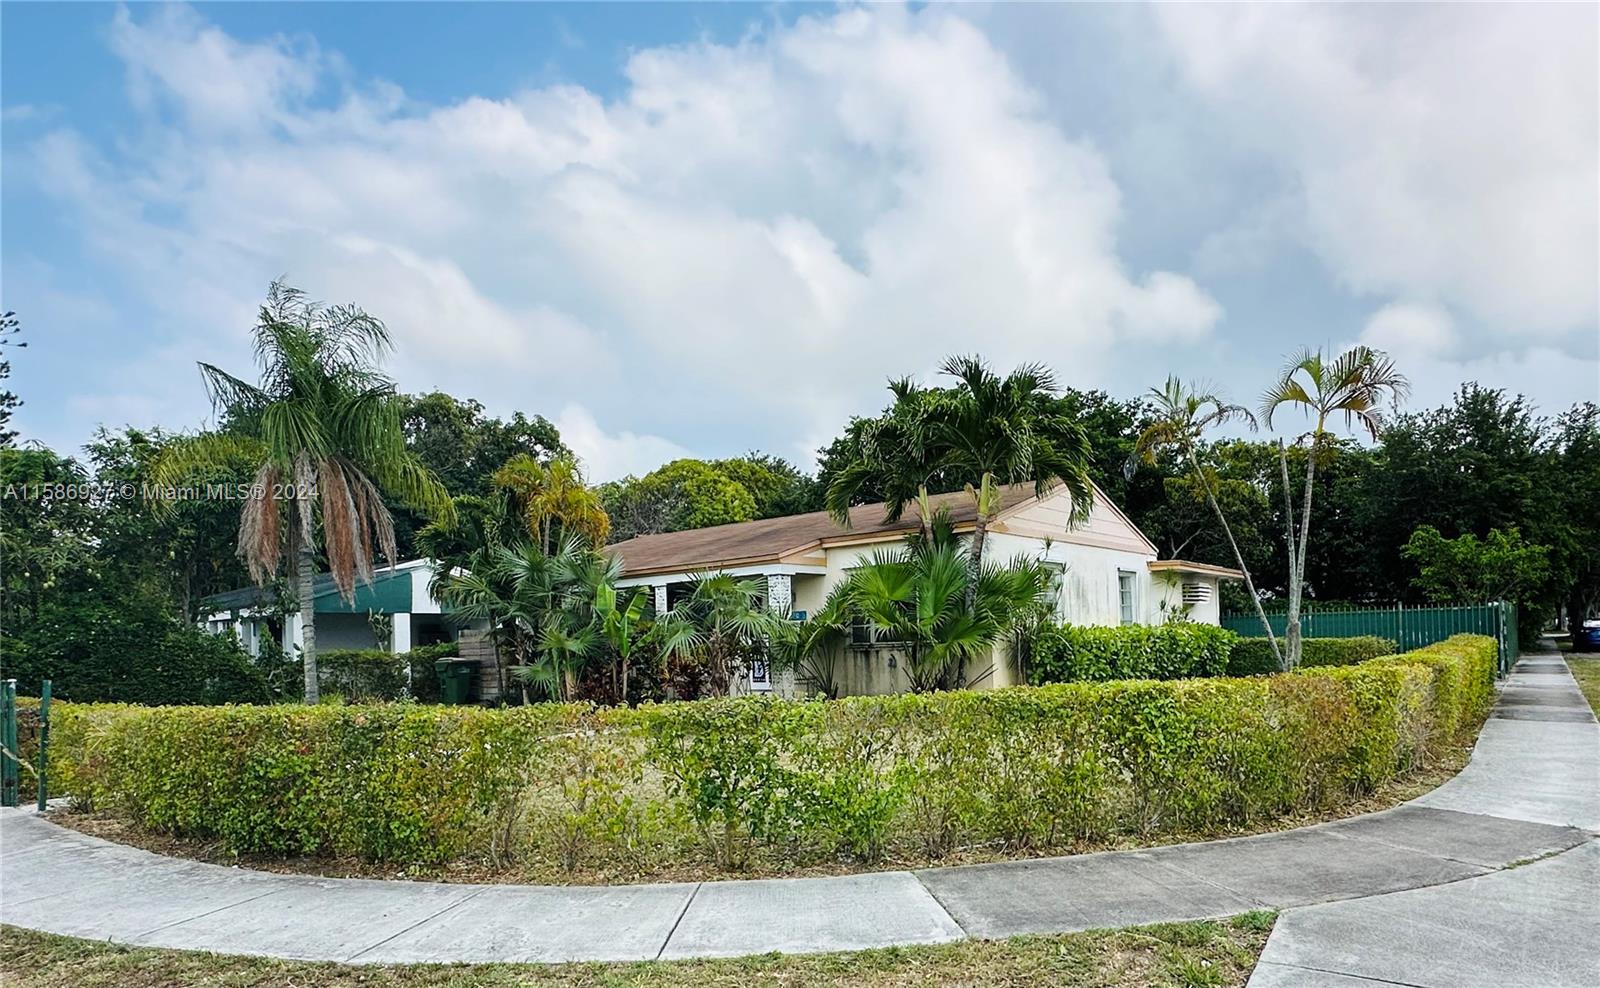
left=32, top=635, right=1495, bottom=876
left=0, top=591, right=269, bottom=705
left=1028, top=623, right=1239, bottom=684
left=1227, top=636, right=1397, bottom=676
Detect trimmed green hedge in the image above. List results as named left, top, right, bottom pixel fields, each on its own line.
left=31, top=635, right=1497, bottom=875
left=1029, top=623, right=1239, bottom=684
left=1227, top=636, right=1398, bottom=676
left=316, top=642, right=460, bottom=702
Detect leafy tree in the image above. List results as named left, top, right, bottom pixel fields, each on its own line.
left=599, top=459, right=758, bottom=541
left=839, top=511, right=1055, bottom=692
left=1134, top=377, right=1282, bottom=664
left=711, top=453, right=821, bottom=518
left=85, top=427, right=256, bottom=620
left=0, top=447, right=97, bottom=627
left=1402, top=525, right=1551, bottom=606
left=402, top=391, right=567, bottom=495
left=1260, top=346, right=1408, bottom=668
left=154, top=282, right=454, bottom=702
left=1, top=586, right=269, bottom=704
left=0, top=310, right=23, bottom=448
left=1550, top=403, right=1600, bottom=627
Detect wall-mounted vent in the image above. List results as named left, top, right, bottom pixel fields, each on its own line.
left=1181, top=582, right=1212, bottom=604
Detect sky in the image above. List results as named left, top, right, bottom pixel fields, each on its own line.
left=3, top=2, right=1596, bottom=483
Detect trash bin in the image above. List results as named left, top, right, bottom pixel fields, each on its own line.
left=434, top=658, right=481, bottom=705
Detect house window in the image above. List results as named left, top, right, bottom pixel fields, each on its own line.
left=1118, top=571, right=1137, bottom=625
left=1181, top=582, right=1211, bottom=605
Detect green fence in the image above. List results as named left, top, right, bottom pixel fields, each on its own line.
left=1222, top=602, right=1519, bottom=675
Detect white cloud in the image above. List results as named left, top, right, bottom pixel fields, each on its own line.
left=1360, top=302, right=1458, bottom=362
left=25, top=4, right=1221, bottom=459
left=1155, top=4, right=1599, bottom=339
left=553, top=405, right=693, bottom=484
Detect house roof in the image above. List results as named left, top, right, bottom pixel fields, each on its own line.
left=203, top=559, right=432, bottom=615
left=1147, top=559, right=1246, bottom=580
left=606, top=486, right=1043, bottom=578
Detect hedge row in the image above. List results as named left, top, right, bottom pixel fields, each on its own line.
left=1226, top=636, right=1398, bottom=676
left=318, top=642, right=459, bottom=703
left=1028, top=623, right=1239, bottom=684
left=29, top=635, right=1497, bottom=876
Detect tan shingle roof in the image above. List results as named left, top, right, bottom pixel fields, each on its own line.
left=606, top=485, right=1041, bottom=577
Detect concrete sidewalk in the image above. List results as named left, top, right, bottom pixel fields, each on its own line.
left=2, top=656, right=1596, bottom=967
left=1248, top=655, right=1600, bottom=987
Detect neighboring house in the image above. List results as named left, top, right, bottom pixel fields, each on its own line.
left=606, top=482, right=1240, bottom=696
left=201, top=558, right=459, bottom=657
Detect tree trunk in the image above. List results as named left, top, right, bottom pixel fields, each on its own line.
left=1277, top=442, right=1301, bottom=671
left=1288, top=436, right=1320, bottom=669
left=1188, top=449, right=1282, bottom=666
left=966, top=513, right=988, bottom=610
left=297, top=542, right=320, bottom=703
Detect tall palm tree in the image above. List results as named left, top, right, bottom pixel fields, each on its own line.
left=155, top=282, right=453, bottom=702
left=828, top=355, right=1095, bottom=607
left=841, top=511, right=1056, bottom=692
left=1133, top=376, right=1283, bottom=667
left=492, top=453, right=610, bottom=552
left=825, top=377, right=950, bottom=545
left=1261, top=346, right=1409, bottom=668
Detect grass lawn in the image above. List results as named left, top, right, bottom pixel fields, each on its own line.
left=1567, top=657, right=1600, bottom=716
left=0, top=915, right=1275, bottom=988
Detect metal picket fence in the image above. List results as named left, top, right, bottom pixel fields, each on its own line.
left=1222, top=602, right=1518, bottom=675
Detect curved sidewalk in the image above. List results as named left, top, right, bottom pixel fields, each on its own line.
left=1, top=656, right=1595, bottom=965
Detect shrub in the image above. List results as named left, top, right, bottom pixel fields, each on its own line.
left=31, top=635, right=1497, bottom=875
left=1227, top=636, right=1397, bottom=676
left=1029, top=623, right=1238, bottom=684
left=315, top=642, right=460, bottom=702
left=318, top=649, right=407, bottom=702
left=0, top=592, right=269, bottom=705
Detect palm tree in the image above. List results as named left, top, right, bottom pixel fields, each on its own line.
left=768, top=584, right=853, bottom=698
left=841, top=511, right=1055, bottom=692
left=654, top=573, right=782, bottom=697
left=1261, top=346, right=1409, bottom=668
left=493, top=453, right=609, bottom=552
left=828, top=356, right=1095, bottom=608
left=1133, top=376, right=1283, bottom=667
left=155, top=282, right=453, bottom=702
left=825, top=377, right=951, bottom=545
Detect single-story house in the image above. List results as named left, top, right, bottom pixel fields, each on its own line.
left=202, top=558, right=460, bottom=657
left=606, top=481, right=1241, bottom=696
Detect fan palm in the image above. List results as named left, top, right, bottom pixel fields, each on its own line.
left=654, top=573, right=782, bottom=697
left=154, top=282, right=453, bottom=702
left=768, top=584, right=853, bottom=698
left=1260, top=346, right=1409, bottom=668
left=1133, top=376, right=1283, bottom=666
left=841, top=511, right=1056, bottom=692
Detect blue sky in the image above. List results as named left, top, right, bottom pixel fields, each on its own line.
left=4, top=3, right=1595, bottom=481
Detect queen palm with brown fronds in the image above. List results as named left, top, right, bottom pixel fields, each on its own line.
left=156, top=282, right=454, bottom=702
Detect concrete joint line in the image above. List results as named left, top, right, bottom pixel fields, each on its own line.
left=1141, top=856, right=1276, bottom=911
left=1318, top=824, right=1497, bottom=873
left=908, top=871, right=972, bottom=938
left=133, top=886, right=289, bottom=939
left=342, top=886, right=491, bottom=962
left=1258, top=959, right=1432, bottom=988
left=654, top=882, right=702, bottom=961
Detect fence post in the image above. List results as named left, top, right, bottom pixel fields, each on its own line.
left=35, top=680, right=51, bottom=812
left=0, top=680, right=16, bottom=808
